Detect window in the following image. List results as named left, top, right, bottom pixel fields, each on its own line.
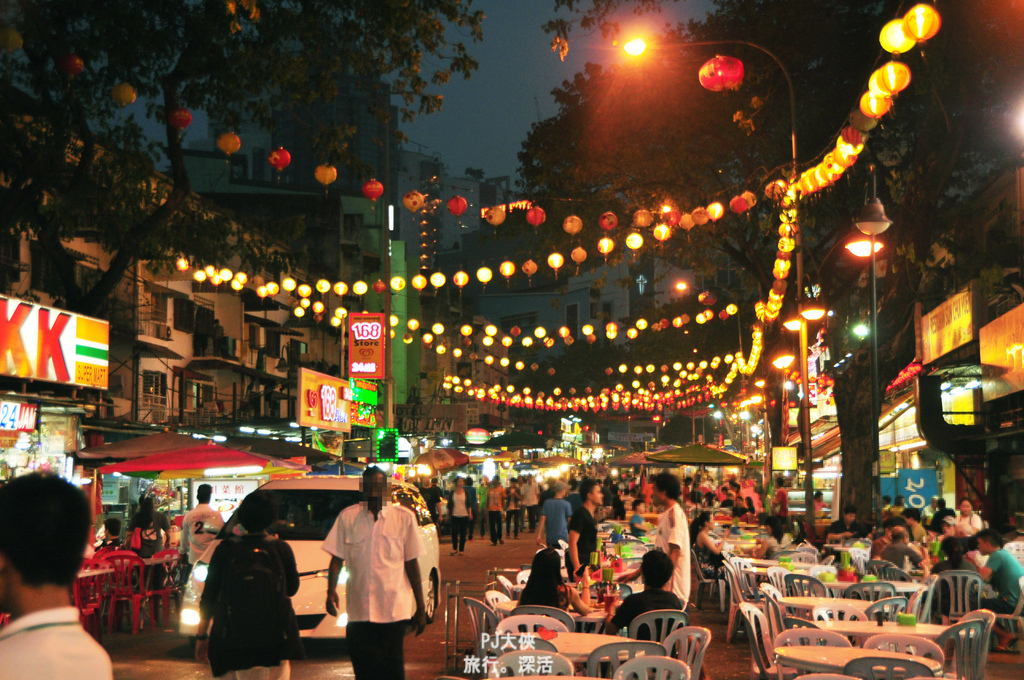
left=195, top=305, right=215, bottom=336
left=602, top=302, right=613, bottom=320
left=289, top=339, right=308, bottom=364
left=173, top=298, right=196, bottom=333
left=565, top=303, right=579, bottom=338
left=265, top=330, right=281, bottom=359
left=142, top=370, right=167, bottom=402
left=29, top=241, right=49, bottom=290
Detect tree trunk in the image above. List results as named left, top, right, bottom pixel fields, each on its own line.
left=833, top=358, right=876, bottom=522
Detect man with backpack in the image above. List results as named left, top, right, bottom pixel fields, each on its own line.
left=195, top=491, right=303, bottom=679
left=323, top=466, right=427, bottom=680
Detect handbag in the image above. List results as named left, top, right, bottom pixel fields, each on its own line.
left=130, top=527, right=142, bottom=551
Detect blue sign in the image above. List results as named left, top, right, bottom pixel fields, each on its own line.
left=897, top=469, right=938, bottom=509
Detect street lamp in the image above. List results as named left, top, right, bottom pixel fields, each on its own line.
left=853, top=167, right=892, bottom=528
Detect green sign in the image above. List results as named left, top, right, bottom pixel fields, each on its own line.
left=349, top=378, right=378, bottom=406
left=376, top=427, right=399, bottom=463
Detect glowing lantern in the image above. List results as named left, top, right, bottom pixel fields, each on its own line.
left=636, top=318, right=648, bottom=330
left=765, top=179, right=788, bottom=201
left=563, top=215, right=583, bottom=235
left=431, top=323, right=445, bottom=335
left=293, top=306, right=305, bottom=318
left=679, top=213, right=695, bottom=231
left=698, top=291, right=717, bottom=306
left=316, top=279, right=331, bottom=293
left=447, top=195, right=468, bottom=217
left=510, top=326, right=521, bottom=337
left=453, top=271, right=470, bottom=289
left=296, top=283, right=311, bottom=297
left=429, top=272, right=446, bottom=289
left=707, top=202, right=725, bottom=221
left=499, top=261, right=516, bottom=279
left=729, top=195, right=750, bottom=213
left=266, top=282, right=280, bottom=295
left=0, top=27, right=23, bottom=52
left=698, top=55, right=745, bottom=91
left=526, top=206, right=546, bottom=226
left=175, top=257, right=190, bottom=271
left=268, top=147, right=291, bottom=171
left=313, top=301, right=325, bottom=314
left=522, top=260, right=538, bottom=280
left=299, top=298, right=310, bottom=308
left=718, top=309, right=730, bottom=320
left=403, top=191, right=426, bottom=212
left=841, top=126, right=865, bottom=147
left=167, top=107, right=193, bottom=130
left=547, top=253, right=564, bottom=275
left=501, top=337, right=513, bottom=347
left=633, top=209, right=653, bottom=227
left=390, top=276, right=406, bottom=292
left=333, top=281, right=348, bottom=296
left=662, top=209, right=681, bottom=227
left=477, top=266, right=493, bottom=285
left=215, top=132, right=241, bottom=159
left=582, top=324, right=594, bottom=336
left=57, top=53, right=85, bottom=77
left=869, top=61, right=911, bottom=96
left=422, top=333, right=434, bottom=344
left=352, top=281, right=368, bottom=296
left=534, top=326, right=547, bottom=338
left=460, top=325, right=474, bottom=337
left=362, top=179, right=384, bottom=202
left=726, top=303, right=738, bottom=315
left=598, top=237, right=615, bottom=258
left=484, top=206, right=505, bottom=226
left=112, top=82, right=137, bottom=107
left=691, top=208, right=710, bottom=226
left=879, top=19, right=916, bottom=54
left=672, top=317, right=683, bottom=328
left=625, top=233, right=644, bottom=250
left=407, top=319, right=420, bottom=331
left=315, top=165, right=338, bottom=187
left=653, top=224, right=671, bottom=241
left=860, top=92, right=892, bottom=118
left=599, top=212, right=618, bottom=231
left=522, top=337, right=534, bottom=347
left=605, top=322, right=618, bottom=339
left=194, top=270, right=207, bottom=282
left=411, top=274, right=428, bottom=291
left=902, top=4, right=941, bottom=42
left=571, top=246, right=587, bottom=266
left=372, top=279, right=387, bottom=294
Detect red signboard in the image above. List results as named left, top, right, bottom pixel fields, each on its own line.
left=348, top=312, right=385, bottom=380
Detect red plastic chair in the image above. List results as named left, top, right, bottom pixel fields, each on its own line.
left=74, top=569, right=105, bottom=642
left=0, top=613, right=10, bottom=630
left=103, top=550, right=146, bottom=633
left=147, top=550, right=181, bottom=627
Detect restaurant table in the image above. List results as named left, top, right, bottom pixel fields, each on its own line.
left=778, top=597, right=868, bottom=616
left=78, top=566, right=115, bottom=578
left=494, top=594, right=638, bottom=632
left=824, top=580, right=925, bottom=596
left=547, top=632, right=629, bottom=663
left=818, top=619, right=950, bottom=641
left=773, top=646, right=943, bottom=676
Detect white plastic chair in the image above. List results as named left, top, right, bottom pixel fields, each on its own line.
left=627, top=609, right=689, bottom=644
left=786, top=551, right=818, bottom=565
left=662, top=626, right=711, bottom=680
left=613, top=654, right=691, bottom=680
left=730, top=556, right=754, bottom=571
left=811, top=602, right=867, bottom=622
left=516, top=569, right=531, bottom=585
left=767, top=566, right=790, bottom=593
left=496, top=614, right=570, bottom=636
left=496, top=574, right=517, bottom=600
left=691, top=550, right=727, bottom=612
left=509, top=605, right=575, bottom=632
left=775, top=627, right=852, bottom=677
left=862, top=633, right=944, bottom=662
left=848, top=548, right=869, bottom=575
left=585, top=640, right=666, bottom=678
left=993, top=575, right=1024, bottom=651
left=739, top=601, right=793, bottom=680
left=485, top=589, right=510, bottom=609
left=808, top=565, right=837, bottom=579
left=495, top=649, right=574, bottom=676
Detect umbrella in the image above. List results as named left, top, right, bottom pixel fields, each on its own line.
left=413, top=448, right=471, bottom=472
left=647, top=444, right=749, bottom=467
left=78, top=431, right=197, bottom=459
left=97, top=442, right=311, bottom=479
left=528, top=455, right=582, bottom=468
left=482, top=430, right=549, bottom=450
left=606, top=450, right=672, bottom=467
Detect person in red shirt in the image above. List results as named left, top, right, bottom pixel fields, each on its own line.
left=773, top=476, right=789, bottom=518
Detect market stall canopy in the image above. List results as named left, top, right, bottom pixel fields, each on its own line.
left=413, top=448, right=471, bottom=472
left=529, top=455, right=583, bottom=468
left=482, top=430, right=549, bottom=450
left=606, top=450, right=672, bottom=467
left=79, top=431, right=196, bottom=459
left=647, top=444, right=749, bottom=467
left=96, top=442, right=311, bottom=479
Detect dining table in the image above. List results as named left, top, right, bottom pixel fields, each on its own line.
left=818, top=619, right=950, bottom=641
left=78, top=566, right=115, bottom=579
left=778, top=596, right=869, bottom=616
left=493, top=601, right=608, bottom=633
left=774, top=646, right=943, bottom=676
left=823, top=580, right=926, bottom=596
left=547, top=631, right=630, bottom=663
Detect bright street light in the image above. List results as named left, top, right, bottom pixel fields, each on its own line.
left=623, top=38, right=647, bottom=56
left=845, top=239, right=884, bottom=258
left=675, top=282, right=688, bottom=292
left=773, top=354, right=795, bottom=369
left=853, top=323, right=869, bottom=337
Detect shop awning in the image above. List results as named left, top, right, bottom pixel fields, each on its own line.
left=647, top=444, right=749, bottom=467
left=244, top=313, right=283, bottom=328
left=413, top=448, right=471, bottom=471
left=172, top=365, right=214, bottom=382
left=143, top=280, right=191, bottom=300
left=97, top=442, right=310, bottom=479
left=606, top=450, right=672, bottom=467
left=528, top=455, right=582, bottom=468
left=136, top=340, right=183, bottom=360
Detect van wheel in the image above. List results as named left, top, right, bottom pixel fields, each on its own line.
left=425, top=570, right=438, bottom=623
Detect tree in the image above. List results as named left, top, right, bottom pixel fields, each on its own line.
left=0, top=0, right=483, bottom=314
left=522, top=0, right=1024, bottom=519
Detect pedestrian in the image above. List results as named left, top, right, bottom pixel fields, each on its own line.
left=505, top=479, right=522, bottom=539
left=610, top=485, right=626, bottom=521
left=126, top=495, right=168, bottom=557
left=195, top=491, right=303, bottom=679
left=623, top=473, right=690, bottom=607
left=486, top=477, right=506, bottom=546
left=536, top=482, right=573, bottom=549
left=520, top=475, right=540, bottom=533
left=771, top=476, right=789, bottom=520
left=322, top=466, right=427, bottom=680
left=179, top=483, right=224, bottom=579
left=567, top=479, right=602, bottom=581
left=418, top=476, right=443, bottom=526
left=0, top=474, right=113, bottom=680
left=477, top=476, right=490, bottom=541
left=446, top=477, right=472, bottom=556
left=464, top=476, right=478, bottom=541
left=566, top=479, right=582, bottom=513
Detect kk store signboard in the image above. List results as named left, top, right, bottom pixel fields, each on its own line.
left=0, top=297, right=109, bottom=389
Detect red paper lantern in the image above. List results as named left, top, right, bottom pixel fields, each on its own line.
left=698, top=56, right=744, bottom=91
left=268, top=147, right=291, bottom=171
left=719, top=309, right=730, bottom=320
left=510, top=326, right=521, bottom=337
left=663, top=210, right=681, bottom=226
left=57, top=53, right=84, bottom=77
left=217, top=132, right=241, bottom=157
left=362, top=179, right=384, bottom=202
left=841, top=126, right=865, bottom=147
left=729, top=195, right=750, bottom=213
left=526, top=206, right=547, bottom=226
left=447, top=195, right=468, bottom=217
left=599, top=212, right=618, bottom=231
left=372, top=279, right=387, bottom=294
left=167, top=107, right=193, bottom=130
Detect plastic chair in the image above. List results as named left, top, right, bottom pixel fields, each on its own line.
left=463, top=597, right=500, bottom=659
left=844, top=582, right=898, bottom=602
left=627, top=609, right=689, bottom=644
left=784, top=573, right=827, bottom=597
left=516, top=569, right=531, bottom=585
left=731, top=556, right=754, bottom=571
left=959, top=610, right=994, bottom=672
left=147, top=549, right=180, bottom=627
left=841, top=655, right=934, bottom=680
left=848, top=548, right=869, bottom=576
left=485, top=589, right=511, bottom=609
left=775, top=628, right=852, bottom=648
left=767, top=566, right=790, bottom=593
left=496, top=614, right=570, bottom=635
left=812, top=602, right=867, bottom=622
left=613, top=655, right=691, bottom=680
left=760, top=586, right=785, bottom=643
left=73, top=569, right=106, bottom=642
left=907, top=575, right=936, bottom=624
left=691, top=550, right=726, bottom=612
left=510, top=605, right=575, bottom=633
left=862, top=633, right=944, bottom=662
left=786, top=551, right=819, bottom=565
left=618, top=584, right=633, bottom=598
left=739, top=602, right=792, bottom=680
left=993, top=575, right=1024, bottom=651
left=103, top=550, right=147, bottom=633
left=935, top=617, right=988, bottom=680
left=662, top=626, right=711, bottom=680
left=724, top=560, right=758, bottom=643
left=496, top=574, right=517, bottom=600
left=808, top=565, right=838, bottom=579
left=784, top=616, right=820, bottom=630
left=875, top=565, right=912, bottom=582
left=760, top=582, right=783, bottom=602
left=934, top=571, right=983, bottom=624
left=863, top=597, right=908, bottom=622
left=821, top=555, right=836, bottom=567
left=866, top=560, right=897, bottom=576
left=585, top=640, right=666, bottom=678
left=495, top=649, right=574, bottom=676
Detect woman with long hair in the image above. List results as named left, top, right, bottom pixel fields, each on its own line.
left=690, top=512, right=726, bottom=579
left=752, top=515, right=785, bottom=559
left=933, top=536, right=976, bottom=574
left=518, top=548, right=591, bottom=614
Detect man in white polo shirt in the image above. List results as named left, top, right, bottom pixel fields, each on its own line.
left=0, top=474, right=112, bottom=680
left=322, top=466, right=427, bottom=680
left=652, top=471, right=691, bottom=608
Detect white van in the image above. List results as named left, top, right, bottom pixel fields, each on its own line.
left=179, top=476, right=441, bottom=638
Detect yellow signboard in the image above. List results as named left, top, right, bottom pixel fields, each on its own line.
left=920, top=285, right=976, bottom=365
left=980, top=301, right=1024, bottom=402
left=772, top=446, right=798, bottom=471
left=297, top=368, right=352, bottom=433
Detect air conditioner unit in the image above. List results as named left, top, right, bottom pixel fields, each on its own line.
left=150, top=322, right=170, bottom=340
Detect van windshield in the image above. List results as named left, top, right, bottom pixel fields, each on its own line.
left=266, top=488, right=363, bottom=540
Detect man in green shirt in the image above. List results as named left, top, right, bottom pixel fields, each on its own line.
left=976, top=529, right=1024, bottom=651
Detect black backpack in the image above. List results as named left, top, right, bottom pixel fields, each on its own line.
left=216, top=537, right=288, bottom=650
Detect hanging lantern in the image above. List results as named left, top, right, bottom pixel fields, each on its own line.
left=859, top=91, right=892, bottom=118
left=547, top=252, right=564, bottom=275
left=432, top=323, right=445, bottom=335
left=402, top=332, right=413, bottom=344
left=707, top=202, right=725, bottom=221
left=296, top=283, right=311, bottom=297
left=312, top=301, right=325, bottom=314
left=869, top=61, right=912, bottom=96
left=625, top=232, right=644, bottom=250
left=599, top=212, right=618, bottom=231
left=422, top=333, right=434, bottom=344
left=726, top=303, right=738, bottom=315
left=265, top=281, right=280, bottom=295
left=522, top=260, right=538, bottom=281
left=879, top=19, right=916, bottom=54
left=429, top=272, right=446, bottom=289
left=167, top=107, right=193, bottom=130
left=563, top=215, right=583, bottom=235
left=372, top=279, right=387, bottom=294
left=268, top=147, right=291, bottom=171
left=582, top=324, right=594, bottom=336
left=448, top=195, right=468, bottom=217
left=571, top=246, right=587, bottom=266
left=691, top=208, right=710, bottom=225
left=605, top=322, right=618, bottom=339
left=349, top=281, right=366, bottom=296
left=315, top=165, right=338, bottom=187
left=679, top=213, right=695, bottom=231
left=672, top=317, right=683, bottom=328
left=718, top=309, right=730, bottom=320
left=729, top=195, right=749, bottom=213
left=403, top=191, right=426, bottom=212
left=662, top=209, right=681, bottom=227
left=484, top=205, right=506, bottom=226
left=316, top=279, right=331, bottom=294
left=333, top=281, right=348, bottom=296
left=534, top=326, right=547, bottom=339
left=56, top=53, right=85, bottom=77
left=598, top=237, right=615, bottom=259
left=477, top=266, right=493, bottom=285
left=848, top=110, right=879, bottom=133
left=0, top=27, right=23, bottom=52
left=499, top=261, right=516, bottom=280
left=636, top=318, right=648, bottom=330
left=841, top=126, right=865, bottom=147
left=390, top=276, right=406, bottom=291
left=652, top=224, right=671, bottom=241
left=362, top=179, right=384, bottom=202
left=741, top=190, right=757, bottom=209
left=460, top=324, right=474, bottom=336
left=633, top=209, right=653, bottom=227
left=453, top=271, right=470, bottom=289
left=407, top=319, right=420, bottom=331
left=698, top=55, right=745, bottom=91
left=902, top=4, right=941, bottom=42
left=526, top=206, right=546, bottom=226
left=111, top=82, right=137, bottom=107
left=217, top=132, right=241, bottom=157
left=510, top=326, right=522, bottom=337
left=698, top=291, right=717, bottom=306
left=411, top=274, right=428, bottom=291
left=175, top=257, right=190, bottom=271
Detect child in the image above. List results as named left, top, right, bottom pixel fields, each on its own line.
left=629, top=500, right=647, bottom=537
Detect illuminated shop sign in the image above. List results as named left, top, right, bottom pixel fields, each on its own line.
left=348, top=313, right=385, bottom=380
left=0, top=401, right=37, bottom=432
left=298, top=368, right=351, bottom=433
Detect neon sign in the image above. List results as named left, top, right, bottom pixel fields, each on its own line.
left=348, top=312, right=385, bottom=380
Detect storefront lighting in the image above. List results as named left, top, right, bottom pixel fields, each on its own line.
left=239, top=426, right=256, bottom=433
left=205, top=466, right=263, bottom=476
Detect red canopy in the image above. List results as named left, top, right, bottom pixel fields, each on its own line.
left=97, top=442, right=310, bottom=479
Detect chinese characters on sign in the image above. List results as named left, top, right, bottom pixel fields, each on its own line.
left=348, top=312, right=385, bottom=380
left=920, top=284, right=978, bottom=365
left=463, top=633, right=550, bottom=676
left=772, top=446, right=798, bottom=471
left=979, top=301, right=1024, bottom=402
left=192, top=478, right=259, bottom=522
left=297, top=368, right=352, bottom=433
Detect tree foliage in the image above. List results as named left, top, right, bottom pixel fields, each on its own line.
left=0, top=0, right=483, bottom=314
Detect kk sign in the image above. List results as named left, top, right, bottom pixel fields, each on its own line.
left=0, top=297, right=109, bottom=389
left=348, top=312, right=385, bottom=380
left=897, top=469, right=938, bottom=509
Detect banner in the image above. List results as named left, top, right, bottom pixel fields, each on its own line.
left=348, top=312, right=385, bottom=380
left=394, top=403, right=467, bottom=434
left=608, top=432, right=655, bottom=442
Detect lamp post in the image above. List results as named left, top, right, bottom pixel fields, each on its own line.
left=626, top=37, right=814, bottom=533
left=853, top=170, right=892, bottom=528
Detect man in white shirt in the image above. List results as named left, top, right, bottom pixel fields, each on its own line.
left=178, top=483, right=224, bottom=574
left=0, top=474, right=113, bottom=680
left=520, top=476, right=540, bottom=533
left=322, top=466, right=427, bottom=680
left=652, top=472, right=691, bottom=608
